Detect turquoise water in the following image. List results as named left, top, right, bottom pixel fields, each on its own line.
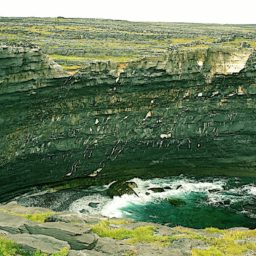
left=17, top=175, right=256, bottom=229
left=121, top=191, right=256, bottom=229
left=116, top=177, right=256, bottom=229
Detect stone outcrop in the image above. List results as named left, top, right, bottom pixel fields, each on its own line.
left=0, top=202, right=255, bottom=255
left=0, top=45, right=67, bottom=94
left=0, top=45, right=256, bottom=201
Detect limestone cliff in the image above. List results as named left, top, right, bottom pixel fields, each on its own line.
left=77, top=46, right=255, bottom=86
left=0, top=45, right=66, bottom=94
left=0, top=45, right=256, bottom=201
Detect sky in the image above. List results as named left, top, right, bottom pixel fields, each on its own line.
left=0, top=0, right=256, bottom=24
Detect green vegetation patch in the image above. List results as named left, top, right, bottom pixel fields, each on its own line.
left=92, top=221, right=256, bottom=254
left=1, top=17, right=255, bottom=69
left=173, top=227, right=256, bottom=256
left=91, top=219, right=170, bottom=246
left=19, top=212, right=54, bottom=223
left=0, top=208, right=54, bottom=223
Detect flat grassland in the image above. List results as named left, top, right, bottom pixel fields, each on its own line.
left=0, top=17, right=255, bottom=73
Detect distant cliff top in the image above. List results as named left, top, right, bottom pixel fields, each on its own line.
left=0, top=17, right=256, bottom=73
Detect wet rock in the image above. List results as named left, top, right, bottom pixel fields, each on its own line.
left=223, top=199, right=231, bottom=205
left=176, top=185, right=183, bottom=190
left=80, top=209, right=89, bottom=214
left=208, top=189, right=221, bottom=193
left=148, top=187, right=165, bottom=193
left=89, top=202, right=100, bottom=208
left=107, top=181, right=138, bottom=198
left=126, top=181, right=138, bottom=189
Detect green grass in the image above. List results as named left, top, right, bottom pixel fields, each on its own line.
left=49, top=54, right=136, bottom=63
left=1, top=17, right=255, bottom=68
left=0, top=236, right=17, bottom=256
left=91, top=220, right=170, bottom=246
left=92, top=222, right=256, bottom=254
left=174, top=227, right=256, bottom=256
left=19, top=212, right=54, bottom=223
left=0, top=208, right=54, bottom=223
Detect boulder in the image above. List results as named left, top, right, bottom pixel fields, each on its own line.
left=107, top=181, right=138, bottom=198
left=148, top=187, right=165, bottom=193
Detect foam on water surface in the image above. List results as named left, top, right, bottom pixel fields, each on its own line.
left=16, top=175, right=256, bottom=228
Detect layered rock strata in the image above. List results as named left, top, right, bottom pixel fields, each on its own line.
left=0, top=45, right=256, bottom=201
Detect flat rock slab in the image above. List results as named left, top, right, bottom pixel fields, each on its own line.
left=48, top=212, right=103, bottom=225
left=69, top=249, right=105, bottom=256
left=0, top=229, right=9, bottom=235
left=24, top=222, right=97, bottom=250
left=26, top=221, right=91, bottom=235
left=47, top=212, right=88, bottom=225
left=7, top=233, right=70, bottom=254
left=94, top=237, right=131, bottom=254
left=0, top=212, right=31, bottom=233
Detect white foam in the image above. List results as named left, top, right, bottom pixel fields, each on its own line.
left=66, top=177, right=255, bottom=220
left=69, top=194, right=111, bottom=215
left=242, top=185, right=256, bottom=196
left=101, top=177, right=226, bottom=218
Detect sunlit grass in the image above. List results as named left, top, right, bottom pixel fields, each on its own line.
left=0, top=208, right=54, bottom=223
left=49, top=54, right=136, bottom=63
left=91, top=220, right=256, bottom=254
left=91, top=220, right=170, bottom=246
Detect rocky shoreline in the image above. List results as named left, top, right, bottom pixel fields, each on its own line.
left=0, top=202, right=255, bottom=256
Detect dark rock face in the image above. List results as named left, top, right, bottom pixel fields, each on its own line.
left=0, top=45, right=256, bottom=201
left=0, top=45, right=66, bottom=94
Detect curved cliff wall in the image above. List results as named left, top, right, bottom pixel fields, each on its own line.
left=0, top=45, right=66, bottom=94
left=0, top=45, right=256, bottom=201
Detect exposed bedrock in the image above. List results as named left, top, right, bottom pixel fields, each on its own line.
left=0, top=45, right=256, bottom=201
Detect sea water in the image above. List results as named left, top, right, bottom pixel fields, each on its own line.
left=17, top=175, right=256, bottom=229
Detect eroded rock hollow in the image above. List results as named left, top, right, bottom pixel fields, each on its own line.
left=1, top=45, right=256, bottom=201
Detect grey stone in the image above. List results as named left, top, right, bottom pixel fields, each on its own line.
left=24, top=222, right=97, bottom=250
left=69, top=250, right=105, bottom=256
left=0, top=212, right=30, bottom=233
left=46, top=212, right=87, bottom=225
left=94, top=237, right=130, bottom=254
left=7, top=233, right=70, bottom=254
